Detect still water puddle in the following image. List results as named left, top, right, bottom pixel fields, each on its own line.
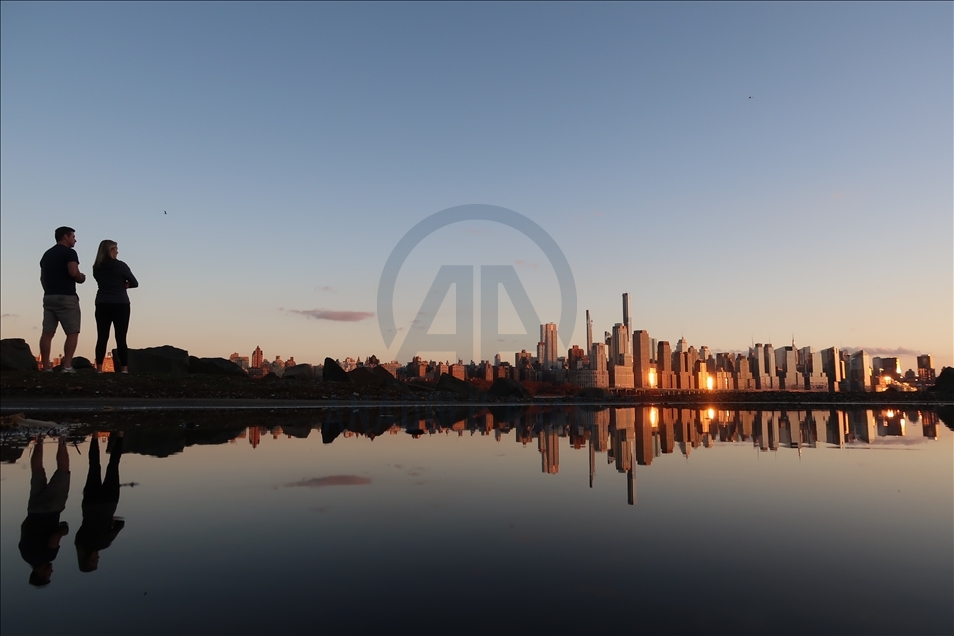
left=2, top=407, right=951, bottom=635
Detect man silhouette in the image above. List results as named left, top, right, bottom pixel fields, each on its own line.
left=19, top=437, right=71, bottom=587
left=39, top=226, right=86, bottom=372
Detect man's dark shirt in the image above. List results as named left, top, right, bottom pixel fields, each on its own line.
left=40, top=244, right=79, bottom=296
left=19, top=513, right=61, bottom=568
left=93, top=260, right=139, bottom=304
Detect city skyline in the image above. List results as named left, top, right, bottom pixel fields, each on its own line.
left=218, top=292, right=940, bottom=393
left=2, top=4, right=951, bottom=369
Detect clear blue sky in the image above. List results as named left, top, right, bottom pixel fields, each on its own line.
left=1, top=2, right=951, bottom=370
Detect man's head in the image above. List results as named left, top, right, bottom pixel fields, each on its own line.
left=29, top=563, right=53, bottom=587
left=54, top=227, right=76, bottom=247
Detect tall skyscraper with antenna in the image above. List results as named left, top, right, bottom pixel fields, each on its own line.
left=622, top=293, right=631, bottom=331
left=586, top=310, right=593, bottom=353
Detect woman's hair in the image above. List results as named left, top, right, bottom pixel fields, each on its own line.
left=93, top=240, right=117, bottom=269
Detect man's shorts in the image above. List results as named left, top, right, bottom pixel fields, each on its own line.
left=42, top=295, right=81, bottom=334
left=28, top=469, right=71, bottom=515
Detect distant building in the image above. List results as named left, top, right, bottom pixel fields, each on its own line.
left=380, top=361, right=401, bottom=378
left=632, top=330, right=653, bottom=388
left=609, top=323, right=634, bottom=389
left=540, top=323, right=559, bottom=369
left=622, top=293, right=631, bottom=332
left=820, top=347, right=844, bottom=392
left=776, top=347, right=801, bottom=390
left=251, top=346, right=264, bottom=369
left=875, top=357, right=901, bottom=381
left=656, top=341, right=675, bottom=389
left=917, top=354, right=936, bottom=384
left=733, top=354, right=755, bottom=390
left=570, top=342, right=608, bottom=388
left=750, top=344, right=772, bottom=390
left=229, top=353, right=250, bottom=370
left=799, top=347, right=827, bottom=391
left=848, top=350, right=871, bottom=391
left=515, top=349, right=534, bottom=367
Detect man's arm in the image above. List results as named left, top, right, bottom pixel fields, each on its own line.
left=67, top=262, right=86, bottom=284
left=40, top=273, right=46, bottom=292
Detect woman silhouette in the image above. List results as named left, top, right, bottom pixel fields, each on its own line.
left=92, top=240, right=138, bottom=373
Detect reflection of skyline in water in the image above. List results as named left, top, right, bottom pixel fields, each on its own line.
left=222, top=407, right=943, bottom=506
left=1, top=406, right=950, bottom=636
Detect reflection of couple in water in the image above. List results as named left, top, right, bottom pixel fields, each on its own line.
left=18, top=432, right=126, bottom=586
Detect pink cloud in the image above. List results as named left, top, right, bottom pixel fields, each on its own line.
left=287, top=308, right=374, bottom=322
left=842, top=346, right=921, bottom=356
left=284, top=475, right=372, bottom=488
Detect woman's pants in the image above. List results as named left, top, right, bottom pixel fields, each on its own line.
left=95, top=303, right=131, bottom=367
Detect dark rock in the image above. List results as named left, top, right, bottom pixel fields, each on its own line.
left=577, top=387, right=609, bottom=400
left=262, top=372, right=281, bottom=381
left=375, top=368, right=411, bottom=394
left=0, top=338, right=37, bottom=372
left=936, top=406, right=954, bottom=432
left=406, top=381, right=435, bottom=392
left=436, top=373, right=486, bottom=397
left=283, top=364, right=314, bottom=380
left=321, top=420, right=343, bottom=444
left=128, top=346, right=190, bottom=374
left=372, top=366, right=397, bottom=381
left=323, top=358, right=353, bottom=383
left=487, top=377, right=532, bottom=399
left=72, top=356, right=94, bottom=370
left=188, top=356, right=246, bottom=376
left=281, top=423, right=312, bottom=438
left=930, top=366, right=954, bottom=393
left=349, top=366, right=384, bottom=387
left=348, top=366, right=411, bottom=393
left=0, top=443, right=26, bottom=464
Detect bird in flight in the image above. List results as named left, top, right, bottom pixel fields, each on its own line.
left=749, top=96, right=753, bottom=99
left=164, top=210, right=167, bottom=214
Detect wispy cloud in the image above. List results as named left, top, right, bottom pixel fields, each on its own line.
left=843, top=346, right=921, bottom=356
left=0, top=313, right=17, bottom=319
left=314, top=286, right=335, bottom=293
left=285, top=308, right=374, bottom=322
left=284, top=475, right=371, bottom=488
left=513, top=259, right=538, bottom=269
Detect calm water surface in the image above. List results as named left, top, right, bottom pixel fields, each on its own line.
left=1, top=406, right=951, bottom=635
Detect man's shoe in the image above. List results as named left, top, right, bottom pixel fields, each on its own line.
left=60, top=367, right=76, bottom=374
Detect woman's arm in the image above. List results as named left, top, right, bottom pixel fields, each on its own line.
left=120, top=261, right=139, bottom=289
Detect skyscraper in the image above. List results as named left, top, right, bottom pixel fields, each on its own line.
left=656, top=340, right=674, bottom=389
left=820, top=347, right=844, bottom=392
left=776, top=347, right=801, bottom=390
left=633, top=329, right=653, bottom=388
left=540, top=322, right=558, bottom=369
left=586, top=310, right=593, bottom=353
left=609, top=323, right=634, bottom=389
left=849, top=350, right=871, bottom=391
left=917, top=354, right=936, bottom=383
left=622, top=293, right=631, bottom=332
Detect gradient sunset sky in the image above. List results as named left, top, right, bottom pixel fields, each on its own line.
left=1, top=3, right=951, bottom=370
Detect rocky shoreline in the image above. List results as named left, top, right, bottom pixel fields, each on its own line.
left=2, top=369, right=951, bottom=407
